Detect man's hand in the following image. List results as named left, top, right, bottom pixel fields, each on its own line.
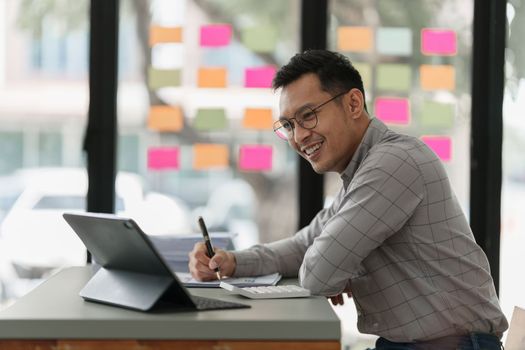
left=188, top=242, right=236, bottom=281
left=328, top=281, right=353, bottom=306
left=328, top=291, right=352, bottom=306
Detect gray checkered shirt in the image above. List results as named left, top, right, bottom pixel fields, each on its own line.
left=233, top=118, right=508, bottom=341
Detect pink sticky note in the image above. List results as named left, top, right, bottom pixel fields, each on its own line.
left=147, top=147, right=180, bottom=170
left=200, top=24, right=232, bottom=47
left=374, top=97, right=410, bottom=124
left=244, top=66, right=276, bottom=88
left=239, top=145, right=273, bottom=171
left=421, top=29, right=457, bottom=55
left=421, top=136, right=452, bottom=162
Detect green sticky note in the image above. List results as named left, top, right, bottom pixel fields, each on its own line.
left=148, top=67, right=181, bottom=89
left=353, top=62, right=372, bottom=91
left=242, top=25, right=278, bottom=53
left=420, top=101, right=455, bottom=128
left=194, top=108, right=228, bottom=130
left=376, top=63, right=411, bottom=92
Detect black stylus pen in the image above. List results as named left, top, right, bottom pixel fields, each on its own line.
left=198, top=216, right=221, bottom=280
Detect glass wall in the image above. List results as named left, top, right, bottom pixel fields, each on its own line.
left=0, top=4, right=516, bottom=348
left=117, top=0, right=300, bottom=248
left=500, top=0, right=525, bottom=330
left=326, top=1, right=474, bottom=346
left=0, top=0, right=89, bottom=307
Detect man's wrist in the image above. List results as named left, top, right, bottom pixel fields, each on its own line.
left=226, top=251, right=237, bottom=277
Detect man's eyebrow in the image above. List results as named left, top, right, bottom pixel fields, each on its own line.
left=296, top=103, right=314, bottom=113
left=279, top=103, right=315, bottom=121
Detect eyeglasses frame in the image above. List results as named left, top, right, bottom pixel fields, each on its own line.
left=273, top=90, right=348, bottom=140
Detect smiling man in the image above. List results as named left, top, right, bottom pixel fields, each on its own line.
left=189, top=50, right=508, bottom=349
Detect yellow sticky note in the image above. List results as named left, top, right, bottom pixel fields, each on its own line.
left=149, top=26, right=183, bottom=46
left=193, top=144, right=229, bottom=170
left=420, top=65, right=455, bottom=91
left=148, top=105, right=184, bottom=132
left=198, top=67, right=227, bottom=88
left=337, top=26, right=373, bottom=52
left=242, top=108, right=273, bottom=130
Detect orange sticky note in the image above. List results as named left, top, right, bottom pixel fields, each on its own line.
left=337, top=26, right=373, bottom=52
left=242, top=108, right=273, bottom=130
left=420, top=65, right=455, bottom=91
left=149, top=26, right=183, bottom=46
left=193, top=144, right=229, bottom=170
left=198, top=67, right=227, bottom=88
left=148, top=105, right=184, bottom=132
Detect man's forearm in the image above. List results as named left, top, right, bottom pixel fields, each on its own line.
left=232, top=235, right=308, bottom=277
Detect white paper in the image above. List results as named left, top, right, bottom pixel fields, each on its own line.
left=176, top=272, right=282, bottom=288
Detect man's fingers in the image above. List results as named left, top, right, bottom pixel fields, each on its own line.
left=209, top=254, right=224, bottom=270
left=195, top=253, right=211, bottom=266
left=193, top=262, right=215, bottom=274
left=189, top=255, right=214, bottom=273
left=329, top=294, right=345, bottom=306
left=189, top=262, right=217, bottom=281
left=188, top=252, right=208, bottom=268
left=188, top=243, right=234, bottom=281
left=188, top=243, right=217, bottom=281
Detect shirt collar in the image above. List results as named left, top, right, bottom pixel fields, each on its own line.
left=341, top=118, right=389, bottom=189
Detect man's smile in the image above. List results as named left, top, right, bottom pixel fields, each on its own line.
left=301, top=141, right=324, bottom=158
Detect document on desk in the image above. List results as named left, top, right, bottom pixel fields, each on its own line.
left=176, top=272, right=282, bottom=288
left=149, top=233, right=235, bottom=273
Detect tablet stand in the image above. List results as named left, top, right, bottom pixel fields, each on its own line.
left=79, top=267, right=176, bottom=311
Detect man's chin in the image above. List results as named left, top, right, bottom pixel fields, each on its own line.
left=310, top=162, right=327, bottom=174
left=300, top=155, right=328, bottom=173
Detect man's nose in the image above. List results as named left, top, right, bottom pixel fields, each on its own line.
left=293, top=122, right=311, bottom=144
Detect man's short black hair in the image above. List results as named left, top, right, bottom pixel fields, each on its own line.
left=273, top=50, right=367, bottom=110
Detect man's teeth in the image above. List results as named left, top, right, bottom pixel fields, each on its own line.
left=305, top=143, right=321, bottom=155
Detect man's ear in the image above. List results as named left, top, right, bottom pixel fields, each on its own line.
left=348, top=89, right=364, bottom=118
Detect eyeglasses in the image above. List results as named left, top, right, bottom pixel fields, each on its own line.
left=273, top=91, right=347, bottom=140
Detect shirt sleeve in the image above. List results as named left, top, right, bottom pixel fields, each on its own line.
left=299, top=146, right=424, bottom=296
left=232, top=199, right=339, bottom=277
